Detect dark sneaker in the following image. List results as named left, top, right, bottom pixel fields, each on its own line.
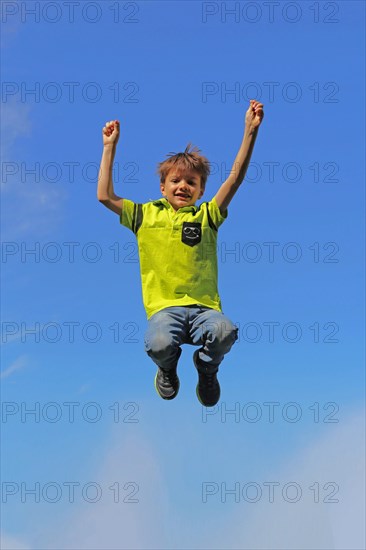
left=154, top=367, right=180, bottom=400
left=193, top=349, right=220, bottom=407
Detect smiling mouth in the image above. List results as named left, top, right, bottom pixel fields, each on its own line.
left=175, top=194, right=190, bottom=199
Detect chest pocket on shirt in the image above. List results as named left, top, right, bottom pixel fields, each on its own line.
left=182, top=222, right=202, bottom=247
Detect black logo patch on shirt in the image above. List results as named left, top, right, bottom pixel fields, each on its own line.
left=182, top=222, right=202, bottom=247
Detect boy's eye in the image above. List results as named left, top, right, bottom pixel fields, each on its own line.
left=171, top=178, right=197, bottom=185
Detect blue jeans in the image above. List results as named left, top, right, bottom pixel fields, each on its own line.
left=144, top=305, right=238, bottom=373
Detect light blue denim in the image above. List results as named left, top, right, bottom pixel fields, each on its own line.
left=144, top=305, right=238, bottom=373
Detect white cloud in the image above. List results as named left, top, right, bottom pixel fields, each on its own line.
left=76, top=382, right=92, bottom=394
left=0, top=355, right=28, bottom=379
left=36, top=429, right=169, bottom=549
left=0, top=100, right=32, bottom=162
left=0, top=533, right=31, bottom=550
left=1, top=183, right=67, bottom=241
left=1, top=6, right=24, bottom=50
left=1, top=100, right=67, bottom=240
left=2, top=406, right=364, bottom=549
left=210, top=407, right=365, bottom=550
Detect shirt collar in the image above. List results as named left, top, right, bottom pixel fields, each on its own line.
left=152, top=198, right=199, bottom=213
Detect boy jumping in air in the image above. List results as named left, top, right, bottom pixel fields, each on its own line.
left=97, top=100, right=264, bottom=406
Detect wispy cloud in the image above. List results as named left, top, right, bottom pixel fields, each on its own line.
left=40, top=429, right=169, bottom=549
left=1, top=183, right=67, bottom=241
left=210, top=407, right=365, bottom=550
left=0, top=100, right=32, bottom=163
left=1, top=5, right=24, bottom=50
left=0, top=354, right=28, bottom=379
left=1, top=100, right=67, bottom=240
left=1, top=407, right=364, bottom=549
left=76, top=382, right=92, bottom=395
left=0, top=533, right=31, bottom=550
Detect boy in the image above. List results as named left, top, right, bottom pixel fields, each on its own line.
left=97, top=100, right=264, bottom=406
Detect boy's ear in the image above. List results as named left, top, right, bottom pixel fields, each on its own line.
left=160, top=182, right=166, bottom=196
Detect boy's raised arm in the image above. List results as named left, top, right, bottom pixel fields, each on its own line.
left=214, top=100, right=264, bottom=215
left=97, top=119, right=123, bottom=215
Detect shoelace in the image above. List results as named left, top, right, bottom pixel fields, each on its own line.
left=201, top=372, right=217, bottom=389
left=161, top=370, right=178, bottom=387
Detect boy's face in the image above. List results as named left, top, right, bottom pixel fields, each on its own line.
left=160, top=167, right=204, bottom=211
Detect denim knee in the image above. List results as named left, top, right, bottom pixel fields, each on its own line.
left=144, top=332, right=177, bottom=360
left=219, top=324, right=238, bottom=348
left=205, top=321, right=238, bottom=349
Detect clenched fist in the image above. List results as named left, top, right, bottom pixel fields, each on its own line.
left=103, top=119, right=120, bottom=147
left=245, top=100, right=264, bottom=130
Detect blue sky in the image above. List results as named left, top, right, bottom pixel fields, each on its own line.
left=1, top=1, right=365, bottom=548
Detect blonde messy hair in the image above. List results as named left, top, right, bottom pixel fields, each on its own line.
left=157, top=143, right=211, bottom=190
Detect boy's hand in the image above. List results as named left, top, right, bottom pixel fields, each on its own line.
left=245, top=100, right=264, bottom=130
left=102, top=119, right=120, bottom=147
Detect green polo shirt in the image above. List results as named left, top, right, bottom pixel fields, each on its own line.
left=120, top=196, right=228, bottom=319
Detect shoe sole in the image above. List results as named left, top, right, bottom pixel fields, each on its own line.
left=195, top=383, right=220, bottom=407
left=154, top=372, right=180, bottom=400
left=195, top=384, right=205, bottom=406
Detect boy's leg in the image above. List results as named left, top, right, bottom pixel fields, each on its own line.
left=189, top=307, right=238, bottom=372
left=189, top=307, right=238, bottom=406
left=144, top=307, right=188, bottom=370
left=144, top=307, right=188, bottom=400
